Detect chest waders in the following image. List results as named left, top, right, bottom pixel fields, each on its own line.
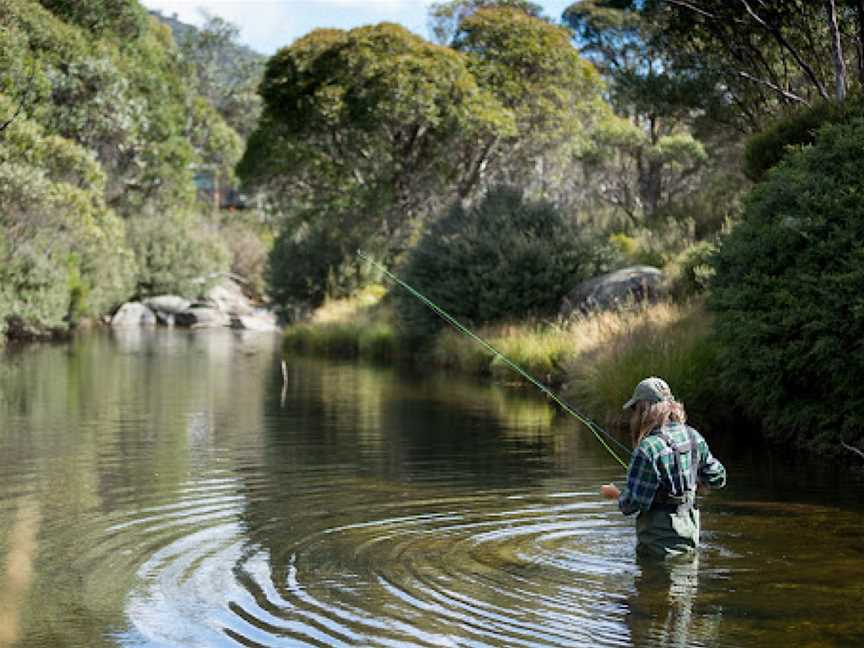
left=636, top=426, right=701, bottom=558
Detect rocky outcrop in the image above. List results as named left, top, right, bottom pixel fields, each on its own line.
left=560, top=266, right=665, bottom=317
left=111, top=302, right=157, bottom=327
left=206, top=280, right=254, bottom=316
left=233, top=311, right=279, bottom=332
left=174, top=305, right=231, bottom=328
left=111, top=278, right=280, bottom=332
left=143, top=296, right=191, bottom=326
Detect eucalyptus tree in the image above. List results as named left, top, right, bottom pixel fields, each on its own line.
left=563, top=0, right=725, bottom=225
left=428, top=0, right=546, bottom=45
left=241, top=14, right=605, bottom=306
left=642, top=0, right=864, bottom=129
left=177, top=12, right=264, bottom=138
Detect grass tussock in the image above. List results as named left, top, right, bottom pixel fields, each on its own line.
left=285, top=289, right=720, bottom=431
left=562, top=300, right=720, bottom=433
left=283, top=285, right=398, bottom=362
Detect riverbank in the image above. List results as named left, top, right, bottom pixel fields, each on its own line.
left=281, top=287, right=731, bottom=436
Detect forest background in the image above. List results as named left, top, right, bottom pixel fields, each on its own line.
left=2, top=0, right=864, bottom=460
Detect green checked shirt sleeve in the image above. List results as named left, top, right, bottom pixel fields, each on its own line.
left=618, top=446, right=659, bottom=516
left=697, top=432, right=726, bottom=489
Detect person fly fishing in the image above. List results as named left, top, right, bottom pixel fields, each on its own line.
left=358, top=253, right=726, bottom=557
left=601, top=377, right=726, bottom=557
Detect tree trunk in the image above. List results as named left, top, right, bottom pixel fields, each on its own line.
left=825, top=0, right=847, bottom=101
left=856, top=0, right=864, bottom=85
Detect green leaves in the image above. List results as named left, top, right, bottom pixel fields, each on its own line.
left=710, top=116, right=864, bottom=451
left=396, top=186, right=616, bottom=339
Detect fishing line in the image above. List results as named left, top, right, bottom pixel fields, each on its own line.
left=357, top=250, right=632, bottom=469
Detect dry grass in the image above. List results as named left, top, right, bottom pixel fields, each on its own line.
left=285, top=289, right=719, bottom=431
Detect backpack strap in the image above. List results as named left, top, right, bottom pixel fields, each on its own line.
left=652, top=426, right=699, bottom=514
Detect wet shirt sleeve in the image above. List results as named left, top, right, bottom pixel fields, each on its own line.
left=618, top=446, right=659, bottom=516
left=697, top=436, right=727, bottom=489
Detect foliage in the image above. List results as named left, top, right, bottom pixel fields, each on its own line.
left=267, top=219, right=355, bottom=314
left=710, top=117, right=864, bottom=452
left=428, top=0, right=546, bottom=45
left=242, top=22, right=509, bottom=305
left=0, top=102, right=135, bottom=333
left=174, top=11, right=264, bottom=138
left=283, top=287, right=398, bottom=361
left=126, top=210, right=230, bottom=298
left=0, top=1, right=257, bottom=339
left=564, top=301, right=726, bottom=434
left=218, top=217, right=272, bottom=300
left=455, top=7, right=604, bottom=167
left=242, top=22, right=512, bottom=227
left=744, top=94, right=864, bottom=181
left=664, top=240, right=717, bottom=300
left=564, top=1, right=740, bottom=227
left=608, top=218, right=697, bottom=268
left=395, top=186, right=618, bottom=340
left=244, top=14, right=606, bottom=306
left=37, top=0, right=147, bottom=39
left=642, top=0, right=862, bottom=130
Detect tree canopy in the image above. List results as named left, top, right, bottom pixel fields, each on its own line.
left=241, top=12, right=606, bottom=307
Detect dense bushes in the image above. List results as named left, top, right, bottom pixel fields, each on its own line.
left=0, top=102, right=134, bottom=336
left=744, top=95, right=864, bottom=181
left=394, top=186, right=618, bottom=339
left=0, top=1, right=253, bottom=339
left=127, top=211, right=230, bottom=298
left=710, top=117, right=864, bottom=452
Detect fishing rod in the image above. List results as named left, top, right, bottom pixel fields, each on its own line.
left=357, top=250, right=632, bottom=469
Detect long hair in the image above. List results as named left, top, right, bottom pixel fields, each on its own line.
left=632, top=399, right=687, bottom=446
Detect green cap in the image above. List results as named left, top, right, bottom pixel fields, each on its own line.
left=622, top=377, right=673, bottom=410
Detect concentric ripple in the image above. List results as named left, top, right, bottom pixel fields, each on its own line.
left=115, top=482, right=640, bottom=648
left=4, top=331, right=864, bottom=648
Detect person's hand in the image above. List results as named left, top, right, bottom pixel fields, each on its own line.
left=600, top=483, right=620, bottom=500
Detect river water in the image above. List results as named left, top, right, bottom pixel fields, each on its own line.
left=0, top=329, right=862, bottom=647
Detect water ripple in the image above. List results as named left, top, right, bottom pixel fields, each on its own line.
left=114, top=483, right=642, bottom=647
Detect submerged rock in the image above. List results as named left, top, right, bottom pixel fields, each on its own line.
left=560, top=266, right=665, bottom=317
left=111, top=302, right=157, bottom=327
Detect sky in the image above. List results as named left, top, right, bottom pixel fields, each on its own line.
left=140, top=0, right=575, bottom=54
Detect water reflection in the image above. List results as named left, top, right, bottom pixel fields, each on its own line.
left=0, top=330, right=862, bottom=647
left=626, top=554, right=721, bottom=648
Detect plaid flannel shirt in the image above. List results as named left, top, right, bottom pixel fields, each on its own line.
left=618, top=422, right=726, bottom=516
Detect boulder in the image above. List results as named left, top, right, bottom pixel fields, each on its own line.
left=560, top=266, right=665, bottom=317
left=111, top=302, right=157, bottom=327
left=174, top=306, right=231, bottom=328
left=205, top=279, right=254, bottom=316
left=144, top=295, right=192, bottom=327
left=144, top=295, right=191, bottom=315
left=231, top=311, right=280, bottom=333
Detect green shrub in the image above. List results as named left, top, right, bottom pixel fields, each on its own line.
left=357, top=322, right=398, bottom=362
left=744, top=95, right=864, bottom=182
left=396, top=186, right=617, bottom=340
left=711, top=117, right=864, bottom=452
left=127, top=210, right=230, bottom=298
left=268, top=223, right=348, bottom=315
left=0, top=105, right=135, bottom=336
left=665, top=240, right=717, bottom=300
left=219, top=217, right=273, bottom=300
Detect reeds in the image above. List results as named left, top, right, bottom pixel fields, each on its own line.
left=283, top=290, right=719, bottom=429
